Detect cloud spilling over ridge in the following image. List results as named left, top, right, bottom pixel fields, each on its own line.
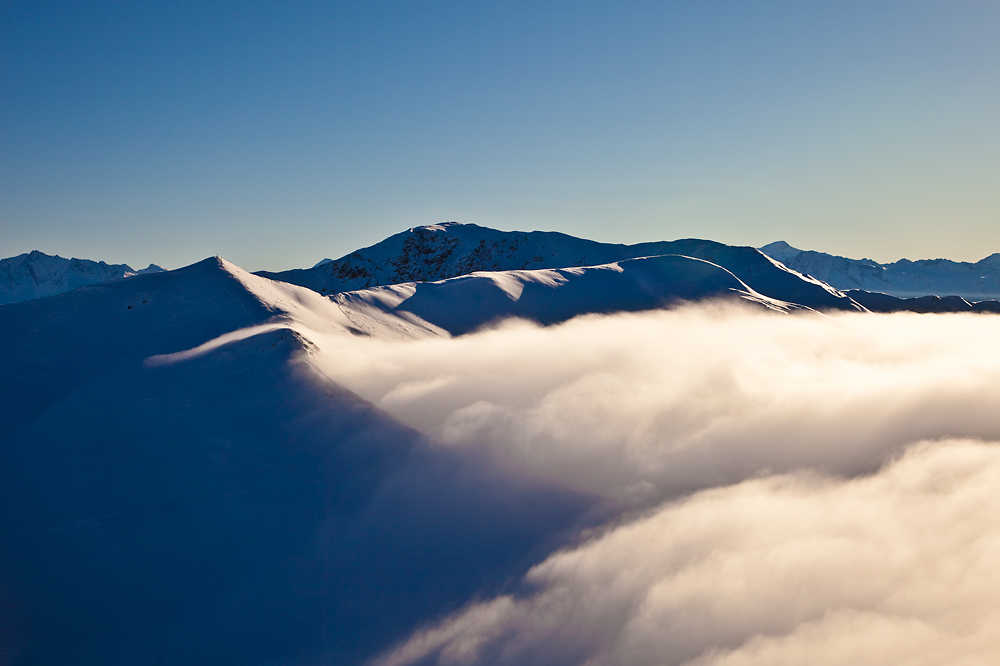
left=306, top=304, right=1000, bottom=501
left=287, top=302, right=1000, bottom=665
left=372, top=439, right=1000, bottom=666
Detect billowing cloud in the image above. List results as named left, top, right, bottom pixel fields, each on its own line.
left=372, top=439, right=1000, bottom=666
left=307, top=304, right=1000, bottom=502
left=291, top=304, right=1000, bottom=665
left=292, top=305, right=1000, bottom=664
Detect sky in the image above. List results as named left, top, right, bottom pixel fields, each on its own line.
left=2, top=1, right=998, bottom=272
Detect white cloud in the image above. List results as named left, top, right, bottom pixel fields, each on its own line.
left=308, top=305, right=1000, bottom=502
left=372, top=439, right=1000, bottom=666
left=293, top=304, right=1000, bottom=664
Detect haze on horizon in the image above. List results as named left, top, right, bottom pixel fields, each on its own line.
left=2, top=2, right=999, bottom=271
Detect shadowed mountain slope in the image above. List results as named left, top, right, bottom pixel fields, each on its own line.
left=0, top=258, right=587, bottom=665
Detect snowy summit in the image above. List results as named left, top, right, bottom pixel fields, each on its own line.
left=0, top=250, right=164, bottom=305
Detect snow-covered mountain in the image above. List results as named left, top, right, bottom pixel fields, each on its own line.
left=0, top=250, right=881, bottom=666
left=259, top=222, right=861, bottom=312
left=335, top=252, right=1000, bottom=331
left=0, top=250, right=165, bottom=305
left=6, top=247, right=1000, bottom=664
left=338, top=254, right=817, bottom=336
left=0, top=258, right=583, bottom=665
left=760, top=240, right=1000, bottom=301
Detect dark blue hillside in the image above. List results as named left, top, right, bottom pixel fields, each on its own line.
left=0, top=261, right=590, bottom=665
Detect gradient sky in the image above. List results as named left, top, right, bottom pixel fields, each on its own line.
left=2, top=1, right=998, bottom=271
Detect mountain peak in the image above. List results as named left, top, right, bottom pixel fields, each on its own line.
left=0, top=250, right=140, bottom=305
left=759, top=241, right=803, bottom=264
left=413, top=220, right=462, bottom=232
left=255, top=225, right=859, bottom=313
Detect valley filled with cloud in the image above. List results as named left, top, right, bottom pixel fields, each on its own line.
left=306, top=304, right=1000, bottom=665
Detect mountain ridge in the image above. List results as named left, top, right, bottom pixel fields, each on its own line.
left=6, top=226, right=1000, bottom=310
left=0, top=254, right=584, bottom=664
left=760, top=240, right=1000, bottom=301
left=336, top=254, right=814, bottom=336
left=256, top=222, right=861, bottom=312
left=0, top=249, right=164, bottom=305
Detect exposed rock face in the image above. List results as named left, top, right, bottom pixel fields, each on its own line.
left=259, top=223, right=617, bottom=294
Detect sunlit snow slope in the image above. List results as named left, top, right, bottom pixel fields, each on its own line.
left=258, top=222, right=860, bottom=311
left=263, top=223, right=1000, bottom=313
left=337, top=254, right=816, bottom=336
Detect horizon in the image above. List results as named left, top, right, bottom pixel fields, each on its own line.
left=2, top=3, right=999, bottom=270
left=6, top=221, right=1000, bottom=275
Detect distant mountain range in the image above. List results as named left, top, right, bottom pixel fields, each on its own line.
left=0, top=250, right=164, bottom=305
left=4, top=225, right=1000, bottom=315
left=258, top=222, right=858, bottom=313
left=760, top=240, right=1000, bottom=302
left=258, top=222, right=1000, bottom=316
left=261, top=224, right=1000, bottom=309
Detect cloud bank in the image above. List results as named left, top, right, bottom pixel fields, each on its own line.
left=372, top=439, right=1000, bottom=666
left=294, top=304, right=1000, bottom=665
left=310, top=305, right=1000, bottom=502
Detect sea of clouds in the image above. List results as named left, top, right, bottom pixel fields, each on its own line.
left=304, top=304, right=1000, bottom=666
left=373, top=439, right=1000, bottom=666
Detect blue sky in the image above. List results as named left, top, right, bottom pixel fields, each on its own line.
left=2, top=1, right=998, bottom=271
